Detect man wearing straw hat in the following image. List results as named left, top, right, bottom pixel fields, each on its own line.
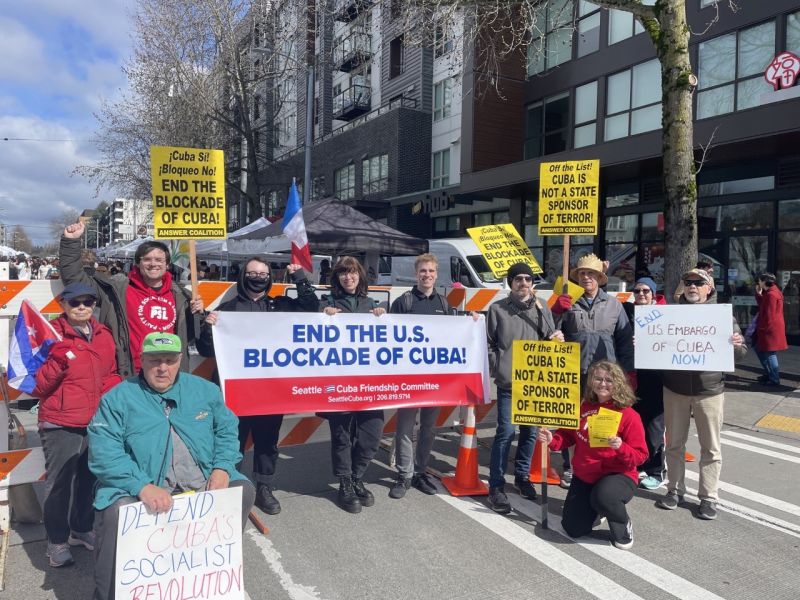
left=552, top=253, right=635, bottom=488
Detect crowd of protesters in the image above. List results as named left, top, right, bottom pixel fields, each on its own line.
left=5, top=220, right=791, bottom=597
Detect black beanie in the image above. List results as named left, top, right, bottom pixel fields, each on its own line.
left=507, top=262, right=536, bottom=286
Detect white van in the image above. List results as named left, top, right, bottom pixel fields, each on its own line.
left=386, top=238, right=548, bottom=289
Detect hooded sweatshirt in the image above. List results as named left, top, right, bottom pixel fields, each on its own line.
left=125, top=266, right=178, bottom=372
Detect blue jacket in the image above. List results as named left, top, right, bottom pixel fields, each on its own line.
left=88, top=372, right=245, bottom=510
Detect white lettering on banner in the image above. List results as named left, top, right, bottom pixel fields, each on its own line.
left=633, top=304, right=735, bottom=372
left=213, top=313, right=490, bottom=415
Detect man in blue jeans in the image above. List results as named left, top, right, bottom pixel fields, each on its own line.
left=485, top=263, right=564, bottom=514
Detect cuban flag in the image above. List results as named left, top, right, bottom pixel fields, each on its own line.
left=7, top=300, right=61, bottom=393
left=282, top=179, right=313, bottom=271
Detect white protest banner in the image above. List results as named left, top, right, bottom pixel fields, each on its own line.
left=115, top=487, right=244, bottom=600
left=213, top=312, right=490, bottom=415
left=633, top=304, right=735, bottom=372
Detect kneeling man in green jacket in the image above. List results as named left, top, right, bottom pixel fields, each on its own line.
left=88, top=332, right=254, bottom=600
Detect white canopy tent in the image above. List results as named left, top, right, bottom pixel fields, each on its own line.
left=0, top=245, right=30, bottom=258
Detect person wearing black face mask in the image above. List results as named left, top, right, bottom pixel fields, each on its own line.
left=197, top=256, right=319, bottom=515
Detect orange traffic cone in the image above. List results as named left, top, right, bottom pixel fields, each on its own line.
left=684, top=451, right=696, bottom=462
left=528, top=439, right=561, bottom=484
left=442, top=405, right=489, bottom=496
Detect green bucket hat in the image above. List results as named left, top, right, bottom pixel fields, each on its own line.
left=141, top=332, right=182, bottom=354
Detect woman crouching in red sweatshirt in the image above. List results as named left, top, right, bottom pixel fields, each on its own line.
left=539, top=360, right=647, bottom=550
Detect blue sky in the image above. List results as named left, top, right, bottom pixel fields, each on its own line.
left=0, top=0, right=135, bottom=245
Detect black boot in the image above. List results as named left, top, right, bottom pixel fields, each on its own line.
left=255, top=484, right=281, bottom=515
left=338, top=476, right=362, bottom=513
left=352, top=477, right=375, bottom=507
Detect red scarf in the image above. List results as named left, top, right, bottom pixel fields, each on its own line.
left=125, top=266, right=177, bottom=372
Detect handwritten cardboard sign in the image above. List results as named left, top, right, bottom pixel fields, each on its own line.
left=633, top=304, right=734, bottom=372
left=511, top=340, right=581, bottom=429
left=115, top=487, right=244, bottom=600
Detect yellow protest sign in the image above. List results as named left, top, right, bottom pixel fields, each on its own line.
left=538, top=160, right=599, bottom=235
left=511, top=340, right=581, bottom=429
left=150, top=146, right=226, bottom=240
left=466, top=223, right=542, bottom=278
left=588, top=407, right=623, bottom=447
left=547, top=276, right=584, bottom=309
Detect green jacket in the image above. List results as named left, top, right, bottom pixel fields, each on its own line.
left=59, top=236, right=196, bottom=378
left=88, top=372, right=245, bottom=510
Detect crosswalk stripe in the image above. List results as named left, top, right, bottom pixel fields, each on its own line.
left=505, top=495, right=728, bottom=600
left=436, top=491, right=647, bottom=600
left=718, top=438, right=800, bottom=464
left=683, top=470, right=800, bottom=518
left=720, top=430, right=800, bottom=454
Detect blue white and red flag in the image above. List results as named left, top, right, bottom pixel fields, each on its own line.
left=282, top=179, right=313, bottom=271
left=7, top=299, right=61, bottom=393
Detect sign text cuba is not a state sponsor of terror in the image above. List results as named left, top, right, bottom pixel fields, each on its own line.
left=212, top=312, right=490, bottom=415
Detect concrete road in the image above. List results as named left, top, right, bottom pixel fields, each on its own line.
left=4, top=371, right=800, bottom=600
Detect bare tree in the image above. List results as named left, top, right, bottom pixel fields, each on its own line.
left=10, top=225, right=34, bottom=254
left=49, top=208, right=81, bottom=243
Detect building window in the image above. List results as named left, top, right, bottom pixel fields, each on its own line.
left=789, top=11, right=800, bottom=54
left=311, top=177, right=325, bottom=201
left=432, top=149, right=450, bottom=189
left=524, top=92, right=570, bottom=158
left=527, top=0, right=574, bottom=76
left=697, top=21, right=775, bottom=119
left=700, top=0, right=716, bottom=7
left=574, top=80, right=597, bottom=148
left=434, top=215, right=461, bottom=233
left=390, top=35, right=404, bottom=78
left=608, top=9, right=645, bottom=45
left=334, top=164, right=356, bottom=200
left=434, top=24, right=455, bottom=58
left=576, top=2, right=600, bottom=58
left=604, top=58, right=661, bottom=141
left=433, top=78, right=453, bottom=121
left=362, top=154, right=389, bottom=194
left=275, top=114, right=294, bottom=147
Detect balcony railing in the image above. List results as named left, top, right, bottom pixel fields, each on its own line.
left=333, top=0, right=371, bottom=22
left=334, top=31, right=371, bottom=72
left=333, top=84, right=371, bottom=120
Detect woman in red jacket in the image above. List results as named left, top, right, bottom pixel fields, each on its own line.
left=754, top=273, right=788, bottom=386
left=539, top=360, right=647, bottom=550
left=33, top=282, right=121, bottom=568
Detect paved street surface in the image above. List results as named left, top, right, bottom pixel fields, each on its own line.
left=4, top=352, right=800, bottom=600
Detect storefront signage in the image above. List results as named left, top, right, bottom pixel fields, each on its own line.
left=538, top=160, right=600, bottom=235
left=466, top=223, right=542, bottom=278
left=151, top=145, right=227, bottom=240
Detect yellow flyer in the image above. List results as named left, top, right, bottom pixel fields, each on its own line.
left=547, top=276, right=584, bottom=309
left=588, top=407, right=623, bottom=447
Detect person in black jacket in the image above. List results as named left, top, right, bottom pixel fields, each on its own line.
left=197, top=256, right=319, bottom=515
left=321, top=256, right=386, bottom=513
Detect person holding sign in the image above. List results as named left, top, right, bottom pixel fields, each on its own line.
left=538, top=360, right=647, bottom=550
left=552, top=253, right=635, bottom=488
left=88, top=333, right=254, bottom=600
left=387, top=253, right=457, bottom=499
left=60, top=221, right=205, bottom=379
left=486, top=262, right=563, bottom=514
left=197, top=257, right=319, bottom=515
left=657, top=269, right=746, bottom=521
left=320, top=257, right=386, bottom=513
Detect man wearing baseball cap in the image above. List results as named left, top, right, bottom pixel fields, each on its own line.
left=657, top=268, right=746, bottom=521
left=88, top=333, right=254, bottom=600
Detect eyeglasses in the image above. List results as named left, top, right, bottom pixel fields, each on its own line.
left=66, top=298, right=96, bottom=308
left=593, top=377, right=614, bottom=385
left=683, top=279, right=707, bottom=287
left=245, top=271, right=270, bottom=279
left=513, top=275, right=533, bottom=283
left=633, top=288, right=652, bottom=295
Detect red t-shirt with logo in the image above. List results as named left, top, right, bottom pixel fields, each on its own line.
left=126, top=266, right=178, bottom=372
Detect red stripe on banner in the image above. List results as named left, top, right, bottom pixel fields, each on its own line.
left=225, top=373, right=486, bottom=416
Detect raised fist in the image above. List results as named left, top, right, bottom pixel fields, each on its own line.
left=64, top=222, right=85, bottom=239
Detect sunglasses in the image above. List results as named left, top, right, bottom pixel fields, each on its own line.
left=633, top=288, right=651, bottom=294
left=683, top=279, right=707, bottom=287
left=66, top=297, right=96, bottom=308
left=513, top=275, right=533, bottom=283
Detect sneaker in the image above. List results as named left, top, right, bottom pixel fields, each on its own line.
left=559, top=469, right=573, bottom=489
left=254, top=484, right=282, bottom=515
left=656, top=490, right=683, bottom=510
left=513, top=477, right=538, bottom=500
left=352, top=477, right=375, bottom=507
left=389, top=476, right=412, bottom=499
left=639, top=476, right=665, bottom=490
left=698, top=499, right=718, bottom=520
left=412, top=472, right=437, bottom=495
left=637, top=471, right=647, bottom=481
left=612, top=521, right=634, bottom=550
left=67, top=530, right=95, bottom=551
left=337, top=476, right=362, bottom=514
left=488, top=487, right=511, bottom=514
left=46, top=542, right=74, bottom=568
